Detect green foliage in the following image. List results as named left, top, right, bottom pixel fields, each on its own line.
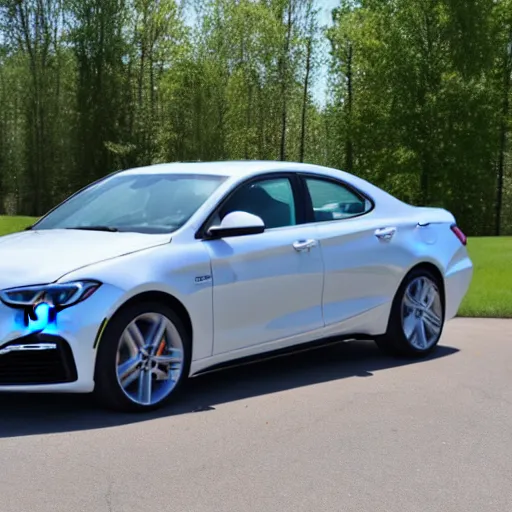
left=0, top=0, right=511, bottom=236
left=326, top=0, right=512, bottom=235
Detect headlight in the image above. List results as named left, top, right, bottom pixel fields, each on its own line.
left=0, top=280, right=101, bottom=310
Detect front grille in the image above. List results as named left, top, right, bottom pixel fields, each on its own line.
left=0, top=334, right=78, bottom=385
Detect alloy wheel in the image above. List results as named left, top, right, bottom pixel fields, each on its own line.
left=401, top=276, right=443, bottom=351
left=115, top=312, right=184, bottom=406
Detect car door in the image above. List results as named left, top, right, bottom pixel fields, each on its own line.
left=202, top=174, right=325, bottom=356
left=300, top=173, right=401, bottom=330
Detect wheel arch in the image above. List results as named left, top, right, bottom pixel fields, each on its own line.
left=376, top=260, right=447, bottom=357
left=107, top=290, right=193, bottom=345
left=402, top=261, right=446, bottom=310
left=92, top=290, right=194, bottom=411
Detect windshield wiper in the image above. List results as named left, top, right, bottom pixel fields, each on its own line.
left=65, top=225, right=119, bottom=232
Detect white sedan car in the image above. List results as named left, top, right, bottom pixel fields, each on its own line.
left=0, top=161, right=473, bottom=412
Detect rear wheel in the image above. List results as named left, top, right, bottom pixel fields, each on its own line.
left=94, top=301, right=191, bottom=412
left=375, top=267, right=445, bottom=358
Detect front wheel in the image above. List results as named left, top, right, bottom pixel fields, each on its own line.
left=375, top=267, right=445, bottom=358
left=94, top=301, right=191, bottom=412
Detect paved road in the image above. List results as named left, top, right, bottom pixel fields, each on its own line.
left=0, top=318, right=511, bottom=512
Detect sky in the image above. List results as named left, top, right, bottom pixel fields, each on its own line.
left=318, top=0, right=339, bottom=26
left=316, top=0, right=339, bottom=104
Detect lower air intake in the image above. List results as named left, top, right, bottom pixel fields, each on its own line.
left=0, top=335, right=78, bottom=385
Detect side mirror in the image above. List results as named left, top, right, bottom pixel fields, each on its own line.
left=207, top=211, right=265, bottom=239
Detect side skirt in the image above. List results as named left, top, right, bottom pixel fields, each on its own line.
left=190, top=333, right=370, bottom=378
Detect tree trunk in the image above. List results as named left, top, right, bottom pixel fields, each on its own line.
left=300, top=36, right=312, bottom=163
left=496, top=31, right=512, bottom=236
left=345, top=43, right=353, bottom=172
left=280, top=2, right=293, bottom=161
left=245, top=81, right=253, bottom=160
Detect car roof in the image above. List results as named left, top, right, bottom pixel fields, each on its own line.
left=119, top=160, right=338, bottom=179
left=118, top=160, right=411, bottom=211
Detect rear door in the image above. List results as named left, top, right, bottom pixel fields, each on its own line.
left=203, top=174, right=325, bottom=356
left=299, top=173, right=402, bottom=329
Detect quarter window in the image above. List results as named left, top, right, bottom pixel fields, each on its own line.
left=219, top=177, right=296, bottom=229
left=304, top=177, right=370, bottom=222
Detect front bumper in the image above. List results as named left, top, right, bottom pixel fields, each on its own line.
left=0, top=283, right=125, bottom=393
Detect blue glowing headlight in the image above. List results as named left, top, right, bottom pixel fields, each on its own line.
left=29, top=302, right=53, bottom=331
left=0, top=280, right=101, bottom=310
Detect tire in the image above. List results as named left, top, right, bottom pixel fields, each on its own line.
left=375, top=267, right=445, bottom=358
left=93, top=300, right=191, bottom=413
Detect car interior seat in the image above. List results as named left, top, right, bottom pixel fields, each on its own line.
left=221, top=185, right=291, bottom=229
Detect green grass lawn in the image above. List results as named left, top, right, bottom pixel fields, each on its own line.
left=0, top=215, right=510, bottom=318
left=0, top=215, right=37, bottom=235
left=458, top=237, right=512, bottom=319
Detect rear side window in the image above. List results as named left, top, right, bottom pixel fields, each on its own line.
left=304, top=177, right=371, bottom=222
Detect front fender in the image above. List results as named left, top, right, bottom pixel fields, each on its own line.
left=60, top=241, right=214, bottom=360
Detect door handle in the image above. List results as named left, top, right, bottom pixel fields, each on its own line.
left=374, top=227, right=396, bottom=241
left=293, top=239, right=318, bottom=252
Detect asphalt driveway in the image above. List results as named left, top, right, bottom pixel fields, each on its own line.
left=0, top=318, right=511, bottom=512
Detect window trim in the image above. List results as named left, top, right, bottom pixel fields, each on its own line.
left=195, top=172, right=306, bottom=240
left=297, top=172, right=375, bottom=225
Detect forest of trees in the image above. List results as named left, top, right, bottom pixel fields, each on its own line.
left=0, top=0, right=511, bottom=236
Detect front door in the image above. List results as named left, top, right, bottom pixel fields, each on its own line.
left=203, top=175, right=325, bottom=356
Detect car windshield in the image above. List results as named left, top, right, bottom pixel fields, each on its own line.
left=32, top=172, right=227, bottom=234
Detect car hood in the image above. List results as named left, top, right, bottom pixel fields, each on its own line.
left=0, top=229, right=171, bottom=289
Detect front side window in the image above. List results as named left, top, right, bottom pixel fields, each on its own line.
left=219, top=177, right=296, bottom=229
left=304, top=177, right=371, bottom=222
left=33, top=173, right=227, bottom=234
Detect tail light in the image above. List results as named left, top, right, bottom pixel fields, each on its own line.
left=450, top=224, right=467, bottom=246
